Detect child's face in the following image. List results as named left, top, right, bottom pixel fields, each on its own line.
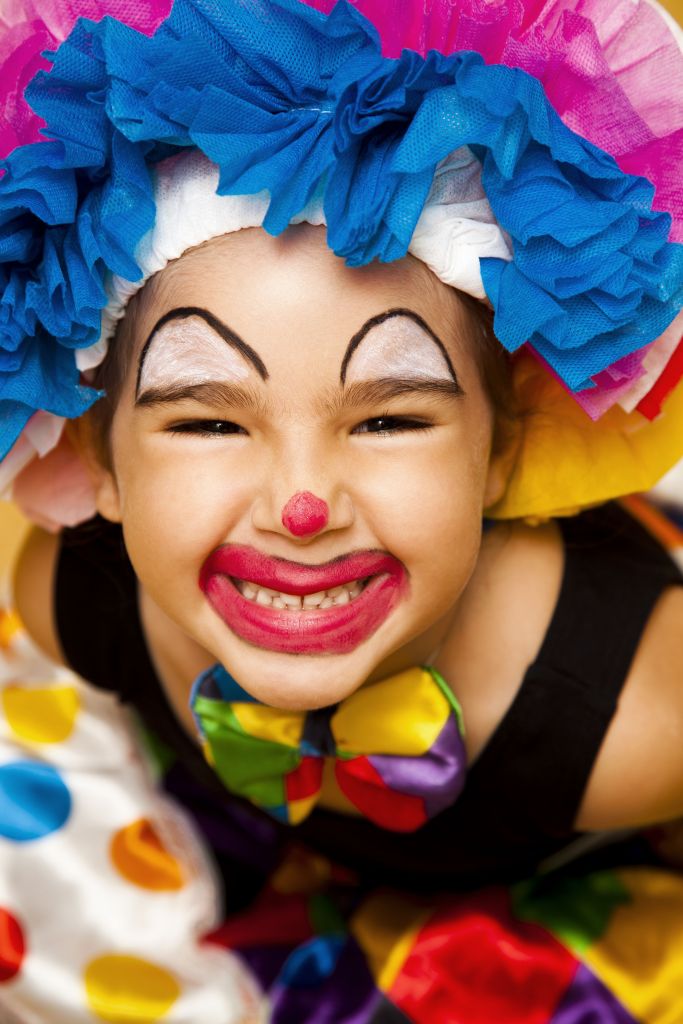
left=94, top=225, right=504, bottom=709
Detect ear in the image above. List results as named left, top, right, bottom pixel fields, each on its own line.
left=65, top=417, right=122, bottom=524
left=482, top=416, right=521, bottom=511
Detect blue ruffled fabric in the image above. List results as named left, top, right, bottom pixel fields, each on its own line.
left=1, top=0, right=682, bottom=458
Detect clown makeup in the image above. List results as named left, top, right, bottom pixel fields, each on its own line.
left=93, top=225, right=505, bottom=711
left=340, top=309, right=460, bottom=389
left=281, top=491, right=330, bottom=537
left=136, top=308, right=266, bottom=402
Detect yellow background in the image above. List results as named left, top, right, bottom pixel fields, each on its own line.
left=0, top=0, right=682, bottom=575
left=1, top=502, right=28, bottom=577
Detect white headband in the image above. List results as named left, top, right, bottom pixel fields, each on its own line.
left=77, top=146, right=512, bottom=373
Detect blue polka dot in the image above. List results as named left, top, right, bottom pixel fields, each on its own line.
left=0, top=761, right=72, bottom=842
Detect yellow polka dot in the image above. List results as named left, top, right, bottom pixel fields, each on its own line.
left=84, top=955, right=180, bottom=1022
left=110, top=819, right=185, bottom=892
left=2, top=684, right=80, bottom=743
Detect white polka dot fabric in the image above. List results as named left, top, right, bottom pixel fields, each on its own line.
left=0, top=606, right=266, bottom=1023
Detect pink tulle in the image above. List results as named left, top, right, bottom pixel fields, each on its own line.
left=12, top=428, right=97, bottom=532
left=306, top=0, right=683, bottom=244
left=0, top=0, right=171, bottom=157
left=574, top=350, right=651, bottom=421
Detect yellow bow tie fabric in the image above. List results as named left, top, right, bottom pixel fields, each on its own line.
left=190, top=665, right=466, bottom=831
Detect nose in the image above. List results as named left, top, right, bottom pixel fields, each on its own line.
left=281, top=491, right=329, bottom=537
left=251, top=436, right=354, bottom=541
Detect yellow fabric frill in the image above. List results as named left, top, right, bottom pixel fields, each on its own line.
left=488, top=355, right=683, bottom=521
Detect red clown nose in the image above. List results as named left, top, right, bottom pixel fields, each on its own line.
left=281, top=491, right=329, bottom=537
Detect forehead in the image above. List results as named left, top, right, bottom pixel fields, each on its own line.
left=130, top=225, right=478, bottom=384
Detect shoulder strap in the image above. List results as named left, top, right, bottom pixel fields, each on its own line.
left=468, top=502, right=683, bottom=836
left=539, top=502, right=682, bottom=692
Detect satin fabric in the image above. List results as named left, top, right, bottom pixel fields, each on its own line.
left=191, top=663, right=467, bottom=830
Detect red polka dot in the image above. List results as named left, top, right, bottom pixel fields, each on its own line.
left=0, top=908, right=26, bottom=982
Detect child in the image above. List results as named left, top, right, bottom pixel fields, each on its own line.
left=2, top=0, right=683, bottom=1019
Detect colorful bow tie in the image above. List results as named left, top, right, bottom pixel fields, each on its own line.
left=190, top=665, right=466, bottom=832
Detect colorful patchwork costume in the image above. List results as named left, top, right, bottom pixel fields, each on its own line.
left=2, top=501, right=683, bottom=1022
left=1, top=0, right=683, bottom=1020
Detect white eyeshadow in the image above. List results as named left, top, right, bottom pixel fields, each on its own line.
left=139, top=317, right=252, bottom=392
left=344, top=317, right=453, bottom=383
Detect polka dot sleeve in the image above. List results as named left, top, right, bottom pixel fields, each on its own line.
left=0, top=606, right=265, bottom=1024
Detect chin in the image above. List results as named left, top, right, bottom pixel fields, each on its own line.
left=231, top=674, right=370, bottom=712
left=215, top=633, right=383, bottom=711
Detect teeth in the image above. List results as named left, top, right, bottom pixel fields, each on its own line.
left=236, top=578, right=366, bottom=609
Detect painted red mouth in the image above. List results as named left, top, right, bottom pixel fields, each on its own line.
left=199, top=545, right=408, bottom=654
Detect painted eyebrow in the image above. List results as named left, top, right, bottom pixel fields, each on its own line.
left=135, top=307, right=462, bottom=409
left=135, top=306, right=269, bottom=398
left=339, top=308, right=460, bottom=386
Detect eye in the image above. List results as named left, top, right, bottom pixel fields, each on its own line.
left=352, top=415, right=433, bottom=436
left=166, top=419, right=247, bottom=437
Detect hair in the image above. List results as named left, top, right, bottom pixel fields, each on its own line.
left=441, top=288, right=517, bottom=454
left=86, top=250, right=517, bottom=469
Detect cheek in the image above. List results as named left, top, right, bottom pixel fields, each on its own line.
left=406, top=467, right=484, bottom=594
left=352, top=426, right=489, bottom=589
left=112, top=433, right=252, bottom=589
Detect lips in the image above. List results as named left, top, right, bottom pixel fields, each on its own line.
left=199, top=545, right=407, bottom=654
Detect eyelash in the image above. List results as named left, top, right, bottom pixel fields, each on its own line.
left=352, top=414, right=433, bottom=436
left=165, top=415, right=433, bottom=438
left=167, top=420, right=247, bottom=437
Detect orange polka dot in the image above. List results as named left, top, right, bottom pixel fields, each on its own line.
left=84, top=954, right=180, bottom=1022
left=110, top=818, right=185, bottom=891
left=2, top=684, right=80, bottom=744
